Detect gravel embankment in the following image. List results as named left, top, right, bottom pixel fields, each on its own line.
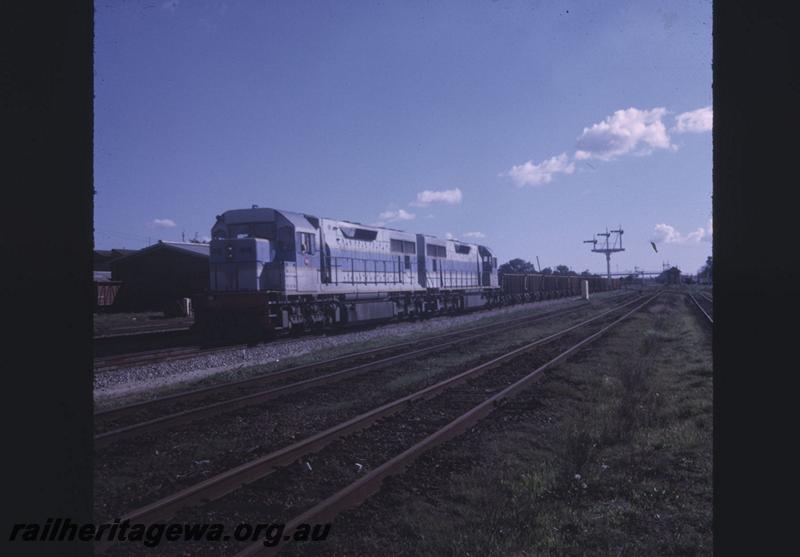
left=94, top=290, right=627, bottom=405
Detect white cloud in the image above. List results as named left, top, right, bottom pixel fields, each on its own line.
left=463, top=231, right=486, bottom=239
left=673, top=106, right=713, bottom=133
left=411, top=188, right=463, bottom=207
left=574, top=107, right=673, bottom=161
left=652, top=222, right=710, bottom=245
left=149, top=218, right=176, bottom=229
left=378, top=209, right=416, bottom=223
left=507, top=153, right=575, bottom=187
left=685, top=228, right=706, bottom=242
left=703, top=218, right=713, bottom=242
left=503, top=105, right=705, bottom=189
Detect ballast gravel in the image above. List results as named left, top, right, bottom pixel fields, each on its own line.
left=94, top=291, right=626, bottom=405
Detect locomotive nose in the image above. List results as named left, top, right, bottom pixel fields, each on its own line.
left=209, top=237, right=273, bottom=293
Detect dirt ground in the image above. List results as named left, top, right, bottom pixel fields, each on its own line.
left=284, top=292, right=712, bottom=556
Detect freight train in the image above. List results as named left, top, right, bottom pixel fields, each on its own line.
left=502, top=273, right=620, bottom=303
left=192, top=206, right=619, bottom=339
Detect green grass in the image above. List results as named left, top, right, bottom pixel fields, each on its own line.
left=292, top=293, right=713, bottom=556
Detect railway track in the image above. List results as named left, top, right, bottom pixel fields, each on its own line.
left=239, top=291, right=661, bottom=557
left=94, top=292, right=639, bottom=448
left=94, top=322, right=193, bottom=338
left=95, top=291, right=657, bottom=554
left=688, top=292, right=713, bottom=324
left=94, top=343, right=246, bottom=373
left=93, top=328, right=198, bottom=362
left=94, top=291, right=624, bottom=366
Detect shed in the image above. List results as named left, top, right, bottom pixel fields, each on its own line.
left=659, top=266, right=682, bottom=285
left=110, top=241, right=210, bottom=311
left=94, top=248, right=137, bottom=271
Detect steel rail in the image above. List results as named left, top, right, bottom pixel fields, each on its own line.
left=94, top=294, right=646, bottom=554
left=93, top=325, right=192, bottom=340
left=93, top=328, right=198, bottom=361
left=95, top=292, right=633, bottom=424
left=235, top=291, right=661, bottom=557
left=688, top=293, right=713, bottom=324
left=94, top=295, right=638, bottom=448
left=94, top=344, right=247, bottom=372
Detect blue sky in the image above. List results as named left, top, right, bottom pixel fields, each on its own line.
left=94, top=0, right=712, bottom=275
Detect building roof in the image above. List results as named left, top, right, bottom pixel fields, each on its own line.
left=94, top=248, right=137, bottom=259
left=110, top=241, right=210, bottom=263
left=159, top=241, right=210, bottom=257
left=94, top=248, right=139, bottom=271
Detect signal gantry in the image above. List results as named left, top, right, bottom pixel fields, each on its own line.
left=584, top=226, right=625, bottom=280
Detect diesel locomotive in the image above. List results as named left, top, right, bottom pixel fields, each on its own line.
left=193, top=206, right=501, bottom=339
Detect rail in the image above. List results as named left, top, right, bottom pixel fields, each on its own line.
left=94, top=292, right=653, bottom=554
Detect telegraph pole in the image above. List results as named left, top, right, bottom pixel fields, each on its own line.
left=584, top=226, right=625, bottom=280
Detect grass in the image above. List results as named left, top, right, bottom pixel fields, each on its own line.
left=291, top=292, right=713, bottom=556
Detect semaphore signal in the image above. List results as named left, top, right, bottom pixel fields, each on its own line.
left=584, top=226, right=625, bottom=280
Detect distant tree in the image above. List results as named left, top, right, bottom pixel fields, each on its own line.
left=498, top=258, right=536, bottom=279
left=189, top=232, right=210, bottom=244
left=552, top=265, right=578, bottom=276
left=697, top=256, right=712, bottom=283
left=541, top=267, right=553, bottom=275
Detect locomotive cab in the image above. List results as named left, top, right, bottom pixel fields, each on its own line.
left=478, top=245, right=499, bottom=288
left=207, top=208, right=321, bottom=294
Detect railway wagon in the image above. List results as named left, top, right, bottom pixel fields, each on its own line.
left=501, top=273, right=620, bottom=303
left=94, top=271, right=122, bottom=310
left=95, top=280, right=122, bottom=309
left=194, top=207, right=501, bottom=338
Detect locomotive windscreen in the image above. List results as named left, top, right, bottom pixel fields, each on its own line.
left=214, top=222, right=277, bottom=240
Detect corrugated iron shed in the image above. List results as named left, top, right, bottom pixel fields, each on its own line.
left=93, top=248, right=137, bottom=271
left=109, top=241, right=209, bottom=311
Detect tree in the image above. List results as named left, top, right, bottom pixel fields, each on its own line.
left=188, top=232, right=210, bottom=244
left=541, top=267, right=553, bottom=275
left=697, top=256, right=712, bottom=283
left=498, top=258, right=536, bottom=279
left=551, top=264, right=578, bottom=276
